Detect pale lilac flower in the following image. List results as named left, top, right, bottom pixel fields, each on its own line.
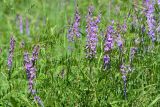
left=86, top=6, right=101, bottom=59
left=7, top=36, right=16, bottom=71
left=158, top=0, right=160, bottom=5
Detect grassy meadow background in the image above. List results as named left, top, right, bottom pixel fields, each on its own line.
left=0, top=0, right=160, bottom=106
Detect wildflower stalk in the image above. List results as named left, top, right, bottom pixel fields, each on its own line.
left=86, top=6, right=101, bottom=59
left=120, top=64, right=127, bottom=99
left=24, top=45, right=44, bottom=107
left=129, top=47, right=137, bottom=67
left=7, top=36, right=15, bottom=80
left=145, top=0, right=156, bottom=44
left=103, top=24, right=114, bottom=70
left=67, top=6, right=81, bottom=42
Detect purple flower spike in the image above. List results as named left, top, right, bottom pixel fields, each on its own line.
left=24, top=52, right=33, bottom=82
left=104, top=25, right=114, bottom=52
left=145, top=0, right=156, bottom=42
left=129, top=47, right=137, bottom=64
left=32, top=45, right=40, bottom=63
left=34, top=96, right=44, bottom=107
left=103, top=24, right=114, bottom=69
left=122, top=20, right=127, bottom=33
left=67, top=7, right=81, bottom=42
left=120, top=64, right=131, bottom=99
left=24, top=45, right=43, bottom=106
left=73, top=8, right=81, bottom=38
left=103, top=55, right=110, bottom=69
left=86, top=6, right=101, bottom=59
left=7, top=36, right=16, bottom=71
left=120, top=64, right=127, bottom=99
left=19, top=15, right=23, bottom=34
left=26, top=17, right=30, bottom=36
left=116, top=34, right=123, bottom=52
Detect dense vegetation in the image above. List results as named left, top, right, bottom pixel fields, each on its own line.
left=0, top=0, right=160, bottom=107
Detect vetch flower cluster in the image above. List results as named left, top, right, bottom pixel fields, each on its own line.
left=120, top=64, right=131, bottom=99
left=120, top=64, right=127, bottom=99
left=116, top=34, right=123, bottom=52
left=24, top=45, right=44, bottom=107
left=86, top=6, right=101, bottom=59
left=145, top=0, right=156, bottom=42
left=7, top=36, right=16, bottom=71
left=103, top=25, right=114, bottom=69
left=67, top=7, right=81, bottom=42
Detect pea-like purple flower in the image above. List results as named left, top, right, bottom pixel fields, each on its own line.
left=7, top=36, right=16, bottom=71
left=86, top=6, right=101, bottom=59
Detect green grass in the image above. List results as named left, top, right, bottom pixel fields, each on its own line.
left=0, top=0, right=160, bottom=107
